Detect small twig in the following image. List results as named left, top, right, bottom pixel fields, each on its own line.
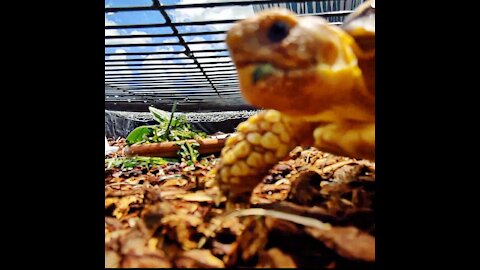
left=225, top=208, right=332, bottom=231
left=105, top=182, right=144, bottom=188
left=197, top=208, right=332, bottom=249
left=159, top=174, right=184, bottom=181
left=305, top=151, right=311, bottom=164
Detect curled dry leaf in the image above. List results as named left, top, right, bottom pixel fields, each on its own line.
left=108, top=229, right=173, bottom=268
left=211, top=240, right=239, bottom=267
left=305, top=226, right=375, bottom=262
left=251, top=181, right=291, bottom=204
left=288, top=171, right=324, bottom=206
left=331, top=164, right=366, bottom=182
left=162, top=178, right=188, bottom=187
left=105, top=195, right=144, bottom=219
left=122, top=255, right=172, bottom=268
left=175, top=249, right=225, bottom=268
left=176, top=192, right=213, bottom=202
left=105, top=250, right=121, bottom=268
left=105, top=188, right=144, bottom=198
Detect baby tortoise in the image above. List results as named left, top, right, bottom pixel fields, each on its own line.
left=216, top=0, right=375, bottom=207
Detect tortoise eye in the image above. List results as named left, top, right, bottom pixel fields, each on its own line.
left=267, top=21, right=289, bottom=43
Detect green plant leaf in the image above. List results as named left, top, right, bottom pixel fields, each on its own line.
left=149, top=106, right=170, bottom=123
left=105, top=156, right=168, bottom=170
left=126, top=126, right=154, bottom=145
left=126, top=105, right=207, bottom=145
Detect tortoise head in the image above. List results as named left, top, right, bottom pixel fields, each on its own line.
left=226, top=9, right=368, bottom=118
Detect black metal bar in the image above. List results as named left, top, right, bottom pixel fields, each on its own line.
left=115, top=93, right=241, bottom=98
left=105, top=19, right=236, bottom=30
left=105, top=39, right=225, bottom=48
left=106, top=0, right=350, bottom=13
left=111, top=92, right=241, bottom=97
left=109, top=82, right=240, bottom=88
left=106, top=90, right=241, bottom=96
left=209, top=77, right=238, bottom=80
left=106, top=66, right=200, bottom=71
left=106, top=15, right=343, bottom=30
left=106, top=98, right=242, bottom=103
left=105, top=73, right=238, bottom=80
left=113, top=85, right=216, bottom=90
left=105, top=75, right=238, bottom=83
left=105, top=71, right=237, bottom=78
left=204, top=70, right=237, bottom=74
left=202, top=66, right=236, bottom=71
left=105, top=60, right=232, bottom=67
left=109, top=84, right=214, bottom=88
left=106, top=97, right=241, bottom=102
left=117, top=96, right=243, bottom=101
left=124, top=85, right=240, bottom=91
left=129, top=88, right=217, bottom=92
left=106, top=71, right=204, bottom=76
left=119, top=87, right=240, bottom=92
left=105, top=30, right=226, bottom=39
left=105, top=54, right=230, bottom=62
left=105, top=77, right=207, bottom=82
left=105, top=76, right=210, bottom=83
left=110, top=84, right=240, bottom=90
left=107, top=96, right=243, bottom=100
left=108, top=78, right=238, bottom=84
left=108, top=82, right=210, bottom=86
left=109, top=85, right=240, bottom=91
left=105, top=65, right=235, bottom=72
left=298, top=10, right=352, bottom=17
left=201, top=72, right=238, bottom=77
left=105, top=5, right=155, bottom=12
left=105, top=48, right=228, bottom=57
left=106, top=98, right=243, bottom=102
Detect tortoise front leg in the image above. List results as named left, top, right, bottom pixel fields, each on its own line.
left=312, top=121, right=375, bottom=161
left=215, top=110, right=311, bottom=209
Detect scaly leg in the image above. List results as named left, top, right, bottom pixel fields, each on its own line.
left=215, top=110, right=312, bottom=209
left=312, top=121, right=375, bottom=161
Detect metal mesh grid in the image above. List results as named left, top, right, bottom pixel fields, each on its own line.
left=105, top=0, right=365, bottom=112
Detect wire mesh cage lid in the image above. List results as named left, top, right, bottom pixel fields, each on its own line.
left=105, top=0, right=363, bottom=112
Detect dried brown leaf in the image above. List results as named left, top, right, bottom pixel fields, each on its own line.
left=288, top=170, right=323, bottom=205
left=122, top=255, right=172, bottom=268
left=105, top=250, right=121, bottom=268
left=176, top=249, right=225, bottom=268
left=305, top=226, right=375, bottom=262
left=176, top=192, right=213, bottom=202
left=112, top=195, right=143, bottom=219
left=256, top=248, right=297, bottom=268
left=332, top=164, right=365, bottom=182
left=162, top=178, right=188, bottom=187
left=211, top=240, right=239, bottom=266
left=237, top=217, right=269, bottom=262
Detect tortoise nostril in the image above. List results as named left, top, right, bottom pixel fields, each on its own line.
left=267, top=21, right=290, bottom=43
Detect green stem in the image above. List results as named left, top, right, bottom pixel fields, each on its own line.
left=165, top=102, right=177, bottom=141
left=185, top=142, right=197, bottom=163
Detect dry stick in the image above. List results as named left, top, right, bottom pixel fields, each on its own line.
left=197, top=208, right=332, bottom=248
left=225, top=208, right=332, bottom=231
